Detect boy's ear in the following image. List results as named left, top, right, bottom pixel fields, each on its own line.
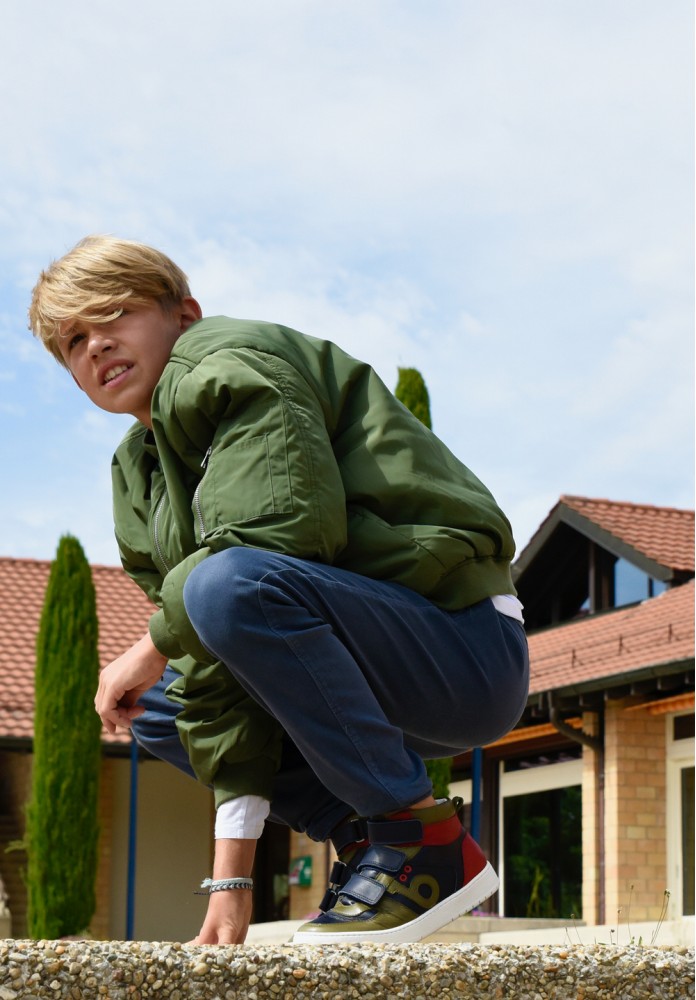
left=179, top=297, right=203, bottom=332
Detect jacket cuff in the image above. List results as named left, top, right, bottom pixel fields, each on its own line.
left=149, top=603, right=214, bottom=664
left=148, top=609, right=183, bottom=660
left=212, top=757, right=279, bottom=810
left=158, top=550, right=217, bottom=663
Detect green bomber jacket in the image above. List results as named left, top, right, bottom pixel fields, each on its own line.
left=111, top=316, right=517, bottom=806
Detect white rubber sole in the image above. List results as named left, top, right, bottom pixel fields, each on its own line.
left=292, top=861, right=499, bottom=945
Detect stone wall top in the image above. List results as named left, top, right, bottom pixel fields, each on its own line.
left=0, top=939, right=693, bottom=999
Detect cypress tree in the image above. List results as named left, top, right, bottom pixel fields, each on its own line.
left=26, top=535, right=102, bottom=938
left=395, top=367, right=432, bottom=430
left=394, top=367, right=451, bottom=797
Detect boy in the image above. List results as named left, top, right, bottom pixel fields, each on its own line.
left=29, top=236, right=529, bottom=946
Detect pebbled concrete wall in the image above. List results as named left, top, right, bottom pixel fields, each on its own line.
left=0, top=939, right=693, bottom=999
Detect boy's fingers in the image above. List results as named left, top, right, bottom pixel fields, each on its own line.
left=97, top=703, right=141, bottom=732
left=101, top=716, right=117, bottom=735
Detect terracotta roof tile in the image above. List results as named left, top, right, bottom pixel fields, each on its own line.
left=0, top=558, right=154, bottom=746
left=560, top=495, right=694, bottom=572
left=528, top=578, right=695, bottom=695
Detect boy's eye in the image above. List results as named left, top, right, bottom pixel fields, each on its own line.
left=68, top=332, right=85, bottom=350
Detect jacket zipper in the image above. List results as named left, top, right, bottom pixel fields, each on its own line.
left=152, top=489, right=171, bottom=573
left=193, top=446, right=213, bottom=543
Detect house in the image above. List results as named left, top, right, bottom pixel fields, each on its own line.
left=0, top=496, right=693, bottom=940
left=450, top=496, right=694, bottom=929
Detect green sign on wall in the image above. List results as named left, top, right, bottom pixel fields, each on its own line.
left=289, top=855, right=313, bottom=887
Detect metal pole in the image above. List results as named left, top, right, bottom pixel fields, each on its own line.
left=470, top=747, right=483, bottom=843
left=126, top=735, right=139, bottom=940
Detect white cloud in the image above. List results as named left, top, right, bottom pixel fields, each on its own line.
left=185, top=234, right=431, bottom=379
left=0, top=0, right=692, bottom=563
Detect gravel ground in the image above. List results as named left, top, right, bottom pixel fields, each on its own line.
left=0, top=939, right=693, bottom=999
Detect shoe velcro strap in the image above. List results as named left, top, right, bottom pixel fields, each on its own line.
left=452, top=796, right=465, bottom=823
left=359, top=845, right=405, bottom=873
left=319, top=886, right=339, bottom=913
left=331, top=816, right=368, bottom=854
left=328, top=860, right=349, bottom=887
left=339, top=873, right=386, bottom=907
left=367, top=817, right=423, bottom=844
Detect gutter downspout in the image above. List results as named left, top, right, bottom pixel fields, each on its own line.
left=547, top=692, right=605, bottom=926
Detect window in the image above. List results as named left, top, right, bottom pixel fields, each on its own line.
left=667, top=713, right=695, bottom=918
left=502, top=787, right=582, bottom=918
left=674, top=714, right=695, bottom=741
left=614, top=559, right=667, bottom=607
left=680, top=767, right=694, bottom=915
left=500, top=757, right=583, bottom=919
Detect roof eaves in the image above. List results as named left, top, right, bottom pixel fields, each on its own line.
left=0, top=732, right=146, bottom=756
left=0, top=735, right=32, bottom=752
left=560, top=506, right=676, bottom=581
left=528, top=655, right=694, bottom=707
left=512, top=499, right=565, bottom=576
left=513, top=497, right=681, bottom=581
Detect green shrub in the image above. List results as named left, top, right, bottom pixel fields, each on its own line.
left=395, top=367, right=432, bottom=429
left=26, top=535, right=102, bottom=938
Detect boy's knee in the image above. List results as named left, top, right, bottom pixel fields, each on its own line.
left=185, top=550, right=238, bottom=613
left=184, top=547, right=311, bottom=664
left=183, top=547, right=276, bottom=635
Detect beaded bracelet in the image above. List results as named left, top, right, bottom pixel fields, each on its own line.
left=195, top=877, right=254, bottom=895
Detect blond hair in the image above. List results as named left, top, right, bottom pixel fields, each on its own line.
left=28, top=235, right=191, bottom=366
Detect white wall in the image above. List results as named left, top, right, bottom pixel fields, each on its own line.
left=109, top=758, right=213, bottom=941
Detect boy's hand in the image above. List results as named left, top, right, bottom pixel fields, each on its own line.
left=192, top=888, right=253, bottom=945
left=95, top=633, right=168, bottom=733
left=190, top=837, right=257, bottom=945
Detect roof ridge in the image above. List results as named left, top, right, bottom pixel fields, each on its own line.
left=0, top=555, right=124, bottom=571
left=560, top=495, right=694, bottom=517
left=0, top=556, right=53, bottom=568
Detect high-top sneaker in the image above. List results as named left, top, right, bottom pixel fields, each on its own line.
left=293, top=798, right=498, bottom=944
left=316, top=814, right=369, bottom=914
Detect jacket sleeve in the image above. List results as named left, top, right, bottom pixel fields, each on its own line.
left=165, top=656, right=285, bottom=808
left=148, top=346, right=349, bottom=662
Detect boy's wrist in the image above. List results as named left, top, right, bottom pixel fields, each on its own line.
left=212, top=837, right=257, bottom=879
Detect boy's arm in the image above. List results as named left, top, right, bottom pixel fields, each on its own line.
left=192, top=838, right=257, bottom=945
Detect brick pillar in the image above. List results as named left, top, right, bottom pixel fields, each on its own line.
left=90, top=757, right=113, bottom=940
left=604, top=700, right=667, bottom=922
left=581, top=712, right=602, bottom=925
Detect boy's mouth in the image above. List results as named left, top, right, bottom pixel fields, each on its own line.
left=102, top=363, right=132, bottom=385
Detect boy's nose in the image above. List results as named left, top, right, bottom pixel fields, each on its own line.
left=87, top=326, right=114, bottom=355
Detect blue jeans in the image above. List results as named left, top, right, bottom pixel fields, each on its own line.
left=133, top=549, right=529, bottom=842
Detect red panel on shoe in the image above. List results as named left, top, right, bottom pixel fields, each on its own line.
left=379, top=810, right=463, bottom=846
left=461, top=832, right=487, bottom=879
left=420, top=814, right=463, bottom=846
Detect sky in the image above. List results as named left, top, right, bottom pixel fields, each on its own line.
left=1, top=0, right=693, bottom=568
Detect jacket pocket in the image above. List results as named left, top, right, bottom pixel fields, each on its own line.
left=195, top=432, right=293, bottom=536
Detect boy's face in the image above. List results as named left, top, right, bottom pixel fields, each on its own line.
left=58, top=298, right=201, bottom=427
